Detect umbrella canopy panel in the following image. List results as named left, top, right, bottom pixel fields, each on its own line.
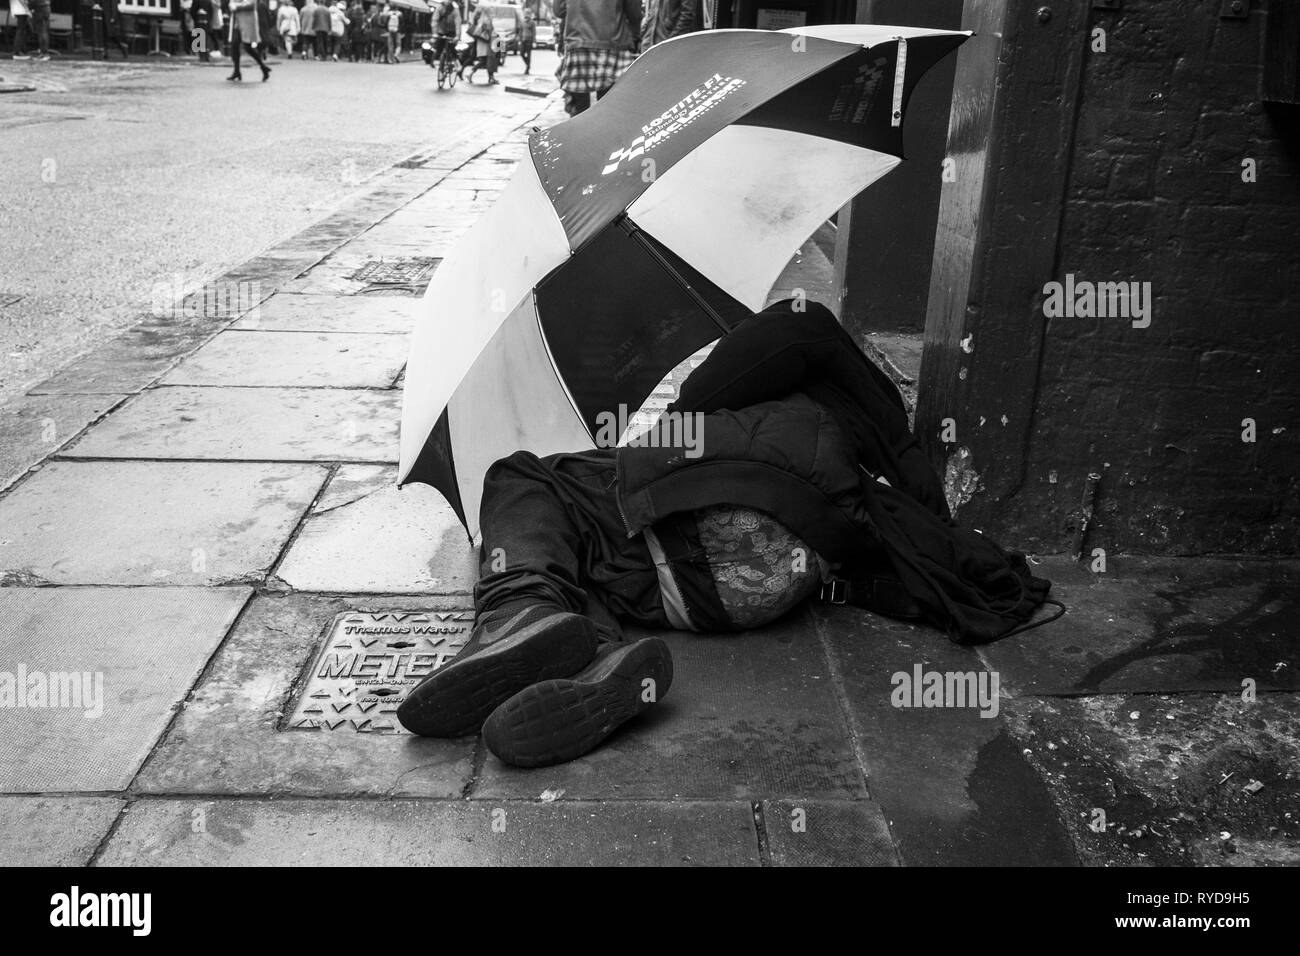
left=535, top=219, right=752, bottom=437
left=626, top=125, right=900, bottom=313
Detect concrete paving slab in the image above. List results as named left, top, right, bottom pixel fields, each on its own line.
left=97, top=798, right=760, bottom=866
left=229, top=292, right=417, bottom=334
left=1005, top=692, right=1300, bottom=866
left=381, top=203, right=489, bottom=230
left=276, top=465, right=476, bottom=594
left=0, top=797, right=125, bottom=865
left=345, top=224, right=475, bottom=257
left=27, top=326, right=214, bottom=396
left=475, top=610, right=867, bottom=801
left=0, top=393, right=123, bottom=492
left=982, top=557, right=1300, bottom=695
left=0, top=460, right=325, bottom=586
left=0, top=587, right=250, bottom=792
left=160, top=331, right=408, bottom=389
left=762, top=799, right=898, bottom=866
left=811, top=604, right=1078, bottom=866
left=134, top=594, right=477, bottom=798
left=64, top=387, right=400, bottom=462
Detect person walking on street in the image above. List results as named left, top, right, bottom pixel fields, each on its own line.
left=554, top=0, right=641, bottom=116
left=345, top=0, right=365, bottom=61
left=311, top=0, right=331, bottom=59
left=298, top=0, right=317, bottom=58
left=257, top=0, right=276, bottom=54
left=28, top=0, right=51, bottom=60
left=276, top=0, right=299, bottom=57
left=227, top=0, right=272, bottom=79
left=384, top=2, right=401, bottom=63
left=519, top=0, right=537, bottom=74
left=9, top=0, right=31, bottom=58
left=328, top=0, right=346, bottom=60
left=462, top=0, right=497, bottom=84
left=103, top=0, right=131, bottom=59
left=365, top=2, right=384, bottom=61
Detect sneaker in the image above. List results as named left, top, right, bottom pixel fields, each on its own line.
left=483, top=637, right=673, bottom=768
left=396, top=603, right=600, bottom=738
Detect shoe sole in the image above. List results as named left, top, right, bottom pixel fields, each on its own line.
left=483, top=638, right=673, bottom=768
left=395, top=614, right=598, bottom=738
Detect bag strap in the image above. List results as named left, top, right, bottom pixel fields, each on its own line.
left=818, top=573, right=924, bottom=621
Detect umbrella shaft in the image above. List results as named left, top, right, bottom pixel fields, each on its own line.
left=618, top=216, right=732, bottom=336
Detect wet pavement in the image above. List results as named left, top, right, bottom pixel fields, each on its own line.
left=0, top=49, right=559, bottom=406
left=1, top=66, right=1298, bottom=866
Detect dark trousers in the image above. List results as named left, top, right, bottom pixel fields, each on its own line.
left=31, top=12, right=49, bottom=55
left=315, top=29, right=328, bottom=56
left=230, top=27, right=266, bottom=74
left=11, top=14, right=29, bottom=54
left=475, top=449, right=670, bottom=632
left=564, top=87, right=609, bottom=117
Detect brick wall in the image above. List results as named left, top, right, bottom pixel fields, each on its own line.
left=923, top=0, right=1300, bottom=555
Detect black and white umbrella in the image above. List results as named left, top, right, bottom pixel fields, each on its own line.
left=398, top=24, right=970, bottom=538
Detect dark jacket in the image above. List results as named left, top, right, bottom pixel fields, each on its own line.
left=648, top=0, right=697, bottom=47
left=614, top=300, right=1051, bottom=643
left=554, top=0, right=640, bottom=52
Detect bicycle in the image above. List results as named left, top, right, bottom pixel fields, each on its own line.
left=434, top=34, right=459, bottom=89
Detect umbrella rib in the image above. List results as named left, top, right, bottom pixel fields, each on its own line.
left=617, top=214, right=732, bottom=336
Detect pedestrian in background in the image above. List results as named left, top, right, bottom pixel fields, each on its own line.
left=103, top=0, right=131, bottom=59
left=462, top=0, right=496, bottom=84
left=227, top=0, right=272, bottom=79
left=9, top=0, right=30, bottom=59
left=258, top=0, right=276, bottom=54
left=554, top=0, right=641, bottom=116
left=276, top=0, right=300, bottom=56
left=384, top=2, right=401, bottom=63
left=519, top=0, right=537, bottom=74
left=298, top=0, right=318, bottom=57
left=310, top=0, right=331, bottom=58
left=28, top=0, right=50, bottom=60
left=328, top=1, right=346, bottom=59
left=366, top=2, right=385, bottom=61
left=345, top=0, right=365, bottom=61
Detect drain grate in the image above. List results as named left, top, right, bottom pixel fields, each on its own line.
left=285, top=609, right=473, bottom=734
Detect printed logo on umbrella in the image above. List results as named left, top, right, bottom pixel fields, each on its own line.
left=601, top=74, right=750, bottom=177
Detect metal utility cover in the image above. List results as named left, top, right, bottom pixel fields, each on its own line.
left=286, top=610, right=473, bottom=735
left=348, top=257, right=440, bottom=286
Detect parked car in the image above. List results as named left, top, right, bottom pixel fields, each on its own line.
left=533, top=18, right=555, bottom=49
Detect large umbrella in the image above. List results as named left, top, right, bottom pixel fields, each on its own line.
left=398, top=24, right=970, bottom=539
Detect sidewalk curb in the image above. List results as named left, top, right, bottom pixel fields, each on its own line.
left=0, top=97, right=558, bottom=498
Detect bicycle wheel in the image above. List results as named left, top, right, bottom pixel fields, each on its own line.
left=446, top=54, right=458, bottom=87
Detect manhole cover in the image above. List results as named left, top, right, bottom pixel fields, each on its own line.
left=285, top=609, right=473, bottom=734
left=349, top=257, right=440, bottom=286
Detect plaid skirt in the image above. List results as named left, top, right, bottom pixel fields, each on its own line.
left=555, top=47, right=637, bottom=93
